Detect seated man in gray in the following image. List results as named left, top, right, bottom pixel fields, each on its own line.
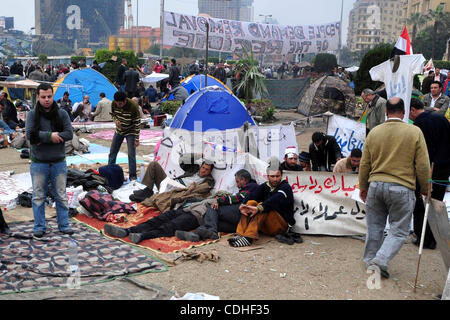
left=175, top=169, right=259, bottom=242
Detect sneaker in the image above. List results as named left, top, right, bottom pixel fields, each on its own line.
left=33, top=230, right=45, bottom=238
left=60, top=229, right=74, bottom=235
left=195, top=228, right=219, bottom=240
left=368, top=262, right=390, bottom=279
left=128, top=233, right=143, bottom=244
left=104, top=224, right=129, bottom=238
left=175, top=230, right=200, bottom=242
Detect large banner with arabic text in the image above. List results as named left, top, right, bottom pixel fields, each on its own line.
left=286, top=171, right=367, bottom=236
left=163, top=11, right=340, bottom=55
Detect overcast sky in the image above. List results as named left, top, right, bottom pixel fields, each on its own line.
left=3, top=0, right=356, bottom=42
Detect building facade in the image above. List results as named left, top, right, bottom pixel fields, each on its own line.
left=346, top=0, right=408, bottom=52
left=35, top=0, right=124, bottom=45
left=405, top=0, right=450, bottom=32
left=198, top=0, right=254, bottom=22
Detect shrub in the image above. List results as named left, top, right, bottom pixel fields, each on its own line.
left=354, top=43, right=393, bottom=95
left=161, top=100, right=183, bottom=115
left=94, top=49, right=138, bottom=83
left=262, top=105, right=275, bottom=122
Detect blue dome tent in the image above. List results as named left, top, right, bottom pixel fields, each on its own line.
left=169, top=86, right=256, bottom=132
left=163, top=74, right=231, bottom=101
left=53, top=68, right=117, bottom=107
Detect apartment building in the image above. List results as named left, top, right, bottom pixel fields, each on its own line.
left=198, top=0, right=254, bottom=22
left=346, top=0, right=408, bottom=51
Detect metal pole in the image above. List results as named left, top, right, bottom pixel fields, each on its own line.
left=160, top=0, right=164, bottom=59
left=413, top=163, right=434, bottom=293
left=205, top=21, right=209, bottom=88
left=136, top=0, right=139, bottom=54
left=338, top=0, right=344, bottom=64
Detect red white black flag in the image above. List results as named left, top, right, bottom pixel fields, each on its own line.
left=391, top=26, right=413, bottom=57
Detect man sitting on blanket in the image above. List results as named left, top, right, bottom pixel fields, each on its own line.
left=175, top=169, right=259, bottom=242
left=129, top=153, right=215, bottom=202
left=228, top=157, right=295, bottom=247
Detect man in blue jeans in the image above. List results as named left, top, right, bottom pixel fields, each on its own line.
left=108, top=91, right=141, bottom=180
left=359, top=97, right=430, bottom=279
left=25, top=83, right=74, bottom=238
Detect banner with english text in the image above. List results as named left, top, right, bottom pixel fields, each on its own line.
left=163, top=11, right=340, bottom=55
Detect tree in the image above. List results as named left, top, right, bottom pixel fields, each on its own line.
left=94, top=48, right=138, bottom=83
left=407, top=12, right=427, bottom=40
left=354, top=43, right=393, bottom=95
left=234, top=48, right=267, bottom=101
left=38, top=54, right=48, bottom=66
left=427, top=5, right=450, bottom=59
left=313, top=53, right=337, bottom=73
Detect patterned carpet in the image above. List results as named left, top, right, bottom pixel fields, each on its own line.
left=74, top=204, right=221, bottom=254
left=0, top=219, right=167, bottom=295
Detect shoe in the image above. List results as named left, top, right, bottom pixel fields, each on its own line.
left=230, top=236, right=252, bottom=247
left=130, top=187, right=153, bottom=202
left=287, top=231, right=304, bottom=243
left=128, top=233, right=143, bottom=244
left=175, top=230, right=200, bottom=242
left=368, top=262, right=390, bottom=279
left=33, top=230, right=45, bottom=238
left=275, top=234, right=295, bottom=245
left=104, top=224, right=129, bottom=238
left=60, top=229, right=74, bottom=235
left=195, top=228, right=219, bottom=240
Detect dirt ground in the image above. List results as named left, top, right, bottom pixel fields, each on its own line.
left=1, top=110, right=447, bottom=300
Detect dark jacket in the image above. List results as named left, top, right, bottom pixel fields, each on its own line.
left=124, top=69, right=140, bottom=93
left=280, top=161, right=303, bottom=171
left=144, top=86, right=158, bottom=102
left=245, top=180, right=295, bottom=226
left=414, top=111, right=450, bottom=166
left=25, top=106, right=73, bottom=163
left=213, top=67, right=227, bottom=83
left=168, top=64, right=181, bottom=87
left=1, top=99, right=19, bottom=124
left=217, top=179, right=259, bottom=206
left=309, top=135, right=342, bottom=171
left=116, top=64, right=127, bottom=85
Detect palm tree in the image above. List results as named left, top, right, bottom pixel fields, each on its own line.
left=427, top=5, right=450, bottom=59
left=234, top=48, right=267, bottom=101
left=407, top=12, right=427, bottom=40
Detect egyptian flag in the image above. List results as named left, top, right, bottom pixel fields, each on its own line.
left=390, top=26, right=413, bottom=58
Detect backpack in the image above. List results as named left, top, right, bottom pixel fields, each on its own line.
left=79, top=190, right=136, bottom=221
left=98, top=164, right=125, bottom=190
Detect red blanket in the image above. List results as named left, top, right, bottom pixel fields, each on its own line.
left=74, top=203, right=220, bottom=254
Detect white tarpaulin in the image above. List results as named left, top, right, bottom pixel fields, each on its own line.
left=327, top=114, right=365, bottom=158
left=155, top=125, right=297, bottom=193
left=163, top=11, right=340, bottom=55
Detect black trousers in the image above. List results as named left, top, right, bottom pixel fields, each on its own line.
left=413, top=163, right=450, bottom=247
left=197, top=204, right=241, bottom=234
left=128, top=208, right=199, bottom=240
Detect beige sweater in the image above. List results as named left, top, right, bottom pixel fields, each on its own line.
left=359, top=119, right=430, bottom=193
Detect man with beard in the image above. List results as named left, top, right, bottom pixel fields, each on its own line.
left=25, top=83, right=74, bottom=238
left=280, top=146, right=303, bottom=171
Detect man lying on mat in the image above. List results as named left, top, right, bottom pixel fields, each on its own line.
left=129, top=153, right=214, bottom=202
left=174, top=169, right=259, bottom=242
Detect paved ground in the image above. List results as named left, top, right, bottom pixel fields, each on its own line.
left=1, top=110, right=447, bottom=301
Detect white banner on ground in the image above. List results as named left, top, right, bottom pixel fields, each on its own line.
left=327, top=114, right=365, bottom=157
left=163, top=11, right=340, bottom=55
left=286, top=171, right=367, bottom=236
